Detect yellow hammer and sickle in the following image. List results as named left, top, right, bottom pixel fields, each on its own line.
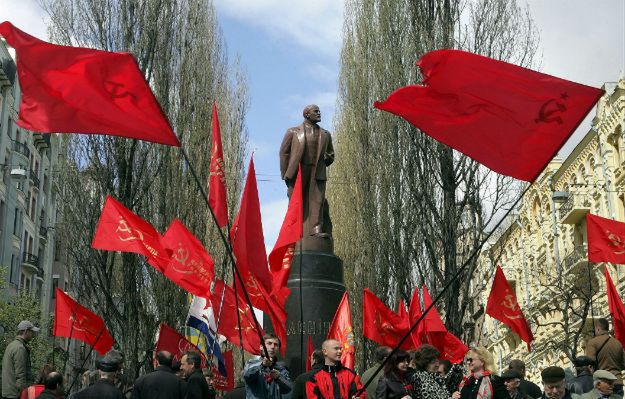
left=116, top=219, right=144, bottom=242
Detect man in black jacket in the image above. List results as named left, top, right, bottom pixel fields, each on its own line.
left=181, top=351, right=215, bottom=399
left=35, top=372, right=64, bottom=399
left=292, top=349, right=324, bottom=399
left=73, top=356, right=123, bottom=399
left=131, top=351, right=184, bottom=399
left=509, top=359, right=542, bottom=399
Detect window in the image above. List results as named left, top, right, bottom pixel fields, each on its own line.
left=52, top=277, right=59, bottom=298
left=12, top=207, right=19, bottom=235
left=9, top=253, right=15, bottom=283
left=0, top=199, right=5, bottom=231
left=2, top=156, right=8, bottom=185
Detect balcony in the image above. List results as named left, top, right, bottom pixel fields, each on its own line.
left=562, top=245, right=588, bottom=274
left=0, top=56, right=16, bottom=87
left=11, top=140, right=30, bottom=159
left=22, top=252, right=43, bottom=278
left=559, top=194, right=591, bottom=224
left=33, top=133, right=50, bottom=150
left=29, top=169, right=40, bottom=188
left=39, top=226, right=49, bottom=241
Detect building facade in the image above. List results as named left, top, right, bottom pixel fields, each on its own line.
left=0, top=37, right=65, bottom=324
left=475, top=78, right=625, bottom=379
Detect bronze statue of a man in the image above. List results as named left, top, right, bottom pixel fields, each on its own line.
left=279, top=104, right=334, bottom=238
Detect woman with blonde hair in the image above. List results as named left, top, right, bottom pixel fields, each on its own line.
left=452, top=347, right=509, bottom=399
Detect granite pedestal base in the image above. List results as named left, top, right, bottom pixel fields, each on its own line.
left=266, top=250, right=344, bottom=376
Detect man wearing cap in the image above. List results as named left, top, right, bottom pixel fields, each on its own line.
left=502, top=369, right=533, bottom=399
left=586, top=318, right=625, bottom=396
left=576, top=370, right=621, bottom=399
left=541, top=366, right=574, bottom=399
left=567, top=356, right=595, bottom=395
left=2, top=320, right=39, bottom=399
left=510, top=359, right=543, bottom=399
left=73, top=352, right=123, bottom=399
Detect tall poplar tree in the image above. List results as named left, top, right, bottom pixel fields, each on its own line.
left=329, top=0, right=539, bottom=368
left=45, top=0, right=248, bottom=380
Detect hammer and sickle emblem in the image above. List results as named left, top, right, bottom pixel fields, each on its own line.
left=501, top=291, right=523, bottom=319
left=177, top=339, right=193, bottom=354
left=171, top=245, right=194, bottom=274
left=104, top=81, right=137, bottom=102
left=70, top=315, right=88, bottom=333
left=606, top=230, right=625, bottom=255
left=116, top=219, right=144, bottom=242
left=535, top=97, right=567, bottom=124
left=246, top=276, right=264, bottom=298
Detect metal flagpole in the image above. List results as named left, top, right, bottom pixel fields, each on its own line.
left=64, top=326, right=107, bottom=396
left=299, top=243, right=304, bottom=371
left=587, top=261, right=596, bottom=335
left=61, top=293, right=82, bottom=377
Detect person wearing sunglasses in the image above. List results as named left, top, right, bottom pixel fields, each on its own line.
left=453, top=347, right=509, bottom=399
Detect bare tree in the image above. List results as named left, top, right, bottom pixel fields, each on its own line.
left=45, top=0, right=248, bottom=382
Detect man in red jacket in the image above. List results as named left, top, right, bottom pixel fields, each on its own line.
left=305, top=340, right=365, bottom=399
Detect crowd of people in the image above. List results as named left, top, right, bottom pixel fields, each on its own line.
left=3, top=318, right=625, bottom=399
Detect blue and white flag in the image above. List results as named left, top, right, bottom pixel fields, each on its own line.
left=186, top=295, right=227, bottom=375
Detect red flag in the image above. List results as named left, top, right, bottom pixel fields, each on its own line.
left=485, top=266, right=533, bottom=350
left=374, top=49, right=603, bottom=182
left=230, top=157, right=287, bottom=352
left=230, top=157, right=273, bottom=301
left=306, top=336, right=314, bottom=371
left=155, top=323, right=207, bottom=367
left=362, top=288, right=409, bottom=348
left=396, top=299, right=414, bottom=350
left=212, top=350, right=234, bottom=391
left=587, top=213, right=625, bottom=264
left=421, top=287, right=468, bottom=362
left=605, top=268, right=625, bottom=347
left=91, top=196, right=170, bottom=272
left=327, top=292, right=355, bottom=369
left=408, top=288, right=423, bottom=348
left=269, top=166, right=303, bottom=304
left=208, top=101, right=229, bottom=227
left=0, top=22, right=179, bottom=146
left=160, top=219, right=215, bottom=298
left=420, top=287, right=447, bottom=334
left=53, top=288, right=114, bottom=355
left=211, top=279, right=264, bottom=355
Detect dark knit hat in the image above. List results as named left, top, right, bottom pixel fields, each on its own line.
left=573, top=356, right=595, bottom=367
left=97, top=349, right=123, bottom=372
left=541, top=366, right=565, bottom=383
left=501, top=369, right=522, bottom=380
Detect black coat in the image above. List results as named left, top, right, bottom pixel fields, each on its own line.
left=566, top=372, right=594, bottom=395
left=34, top=389, right=58, bottom=399
left=131, top=365, right=185, bottom=399
left=184, top=369, right=215, bottom=399
left=73, top=379, right=124, bottom=399
left=292, top=365, right=322, bottom=399
left=376, top=373, right=411, bottom=399
left=223, top=386, right=246, bottom=399
left=460, top=375, right=510, bottom=399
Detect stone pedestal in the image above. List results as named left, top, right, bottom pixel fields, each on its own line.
left=282, top=251, right=344, bottom=376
